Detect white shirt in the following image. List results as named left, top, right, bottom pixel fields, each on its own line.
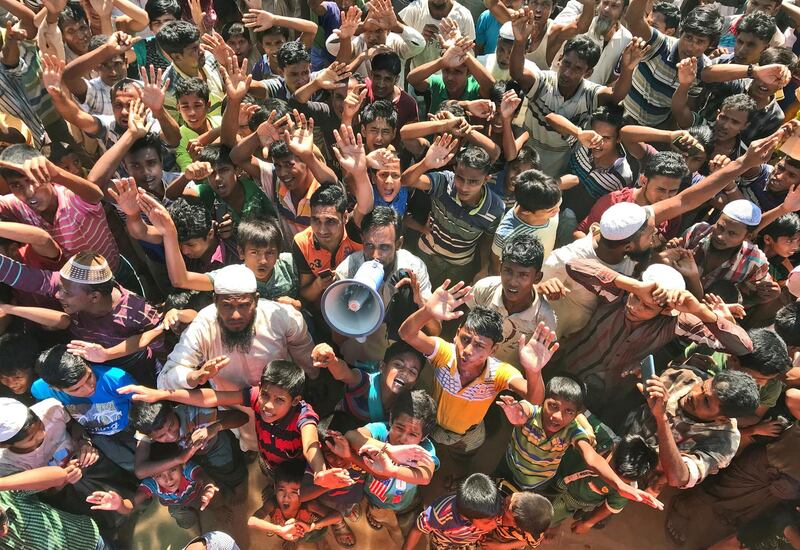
left=399, top=0, right=476, bottom=68
left=477, top=53, right=538, bottom=82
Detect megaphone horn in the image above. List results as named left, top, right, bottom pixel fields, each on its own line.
left=321, top=260, right=386, bottom=343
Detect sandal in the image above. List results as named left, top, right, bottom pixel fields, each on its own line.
left=365, top=504, right=383, bottom=531
left=331, top=519, right=356, bottom=548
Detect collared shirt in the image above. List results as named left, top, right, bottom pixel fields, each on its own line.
left=139, top=462, right=204, bottom=506
left=681, top=222, right=772, bottom=296
left=624, top=368, right=741, bottom=488
left=163, top=52, right=225, bottom=120
left=195, top=176, right=278, bottom=227
left=492, top=206, right=559, bottom=260
left=622, top=29, right=709, bottom=126
left=556, top=259, right=753, bottom=401
left=207, top=253, right=299, bottom=301
left=505, top=400, right=593, bottom=489
left=466, top=276, right=557, bottom=366
left=0, top=47, right=46, bottom=147
left=576, top=186, right=680, bottom=239
left=247, top=388, right=319, bottom=468
left=257, top=158, right=320, bottom=245
left=398, top=0, right=476, bottom=69
left=417, top=494, right=489, bottom=546
left=325, top=27, right=426, bottom=79
left=419, top=171, right=505, bottom=266
left=292, top=225, right=362, bottom=278
left=427, top=337, right=523, bottom=434
left=0, top=399, right=74, bottom=478
left=567, top=141, right=632, bottom=200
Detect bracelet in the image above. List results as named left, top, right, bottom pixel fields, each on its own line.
left=747, top=64, right=754, bottom=78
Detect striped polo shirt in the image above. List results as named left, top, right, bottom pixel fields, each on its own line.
left=418, top=171, right=505, bottom=266
left=622, top=29, right=709, bottom=126
left=568, top=142, right=633, bottom=200
left=417, top=494, right=489, bottom=546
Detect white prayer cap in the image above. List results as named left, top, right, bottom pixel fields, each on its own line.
left=788, top=265, right=800, bottom=298
left=59, top=252, right=113, bottom=284
left=0, top=398, right=30, bottom=443
left=599, top=202, right=648, bottom=241
left=499, top=22, right=514, bottom=41
left=642, top=263, right=686, bottom=291
left=212, top=264, right=257, bottom=295
left=722, top=199, right=762, bottom=226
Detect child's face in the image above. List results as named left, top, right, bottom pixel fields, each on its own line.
left=112, top=86, right=143, bottom=128
left=500, top=261, right=540, bottom=304
left=363, top=119, right=396, bottom=152
left=6, top=173, right=55, bottom=215
left=382, top=353, right=422, bottom=395
left=453, top=164, right=489, bottom=205
left=256, top=383, right=299, bottom=423
left=590, top=120, right=619, bottom=156
left=0, top=369, right=33, bottom=396
left=260, top=34, right=286, bottom=58
left=60, top=368, right=97, bottom=398
left=240, top=243, right=280, bottom=281
left=177, top=93, right=210, bottom=133
left=179, top=234, right=214, bottom=260
left=374, top=164, right=402, bottom=204
left=172, top=41, right=203, bottom=73
left=517, top=202, right=560, bottom=225
left=505, top=161, right=534, bottom=193
left=714, top=107, right=749, bottom=142
left=767, top=159, right=800, bottom=194
left=55, top=152, right=85, bottom=178
left=98, top=55, right=127, bottom=87
left=541, top=396, right=579, bottom=435
left=228, top=35, right=252, bottom=62
left=153, top=465, right=183, bottom=493
left=765, top=234, right=800, bottom=258
left=454, top=328, right=498, bottom=372
left=125, top=146, right=164, bottom=193
left=150, top=13, right=177, bottom=34
left=149, top=411, right=181, bottom=443
left=5, top=420, right=45, bottom=454
left=275, top=480, right=302, bottom=512
left=274, top=155, right=309, bottom=193
left=208, top=163, right=239, bottom=199
left=388, top=413, right=424, bottom=446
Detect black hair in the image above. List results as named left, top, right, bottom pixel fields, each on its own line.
left=197, top=144, right=234, bottom=168
left=590, top=105, right=625, bottom=133
left=712, top=369, right=760, bottom=418
left=370, top=52, right=402, bottom=76
left=88, top=35, right=108, bottom=52
left=255, top=26, right=291, bottom=46
left=514, top=169, right=561, bottom=211
left=148, top=441, right=183, bottom=463
left=562, top=35, right=601, bottom=68
left=775, top=302, right=800, bottom=347
left=129, top=401, right=173, bottom=434
left=759, top=47, right=798, bottom=69
left=687, top=125, right=714, bottom=154
left=389, top=389, right=436, bottom=436
left=236, top=217, right=284, bottom=251
left=611, top=434, right=659, bottom=483
left=48, top=141, right=80, bottom=165
left=653, top=1, right=680, bottom=30
left=490, top=80, right=524, bottom=107
left=760, top=213, right=800, bottom=245
left=509, top=492, right=553, bottom=538
left=174, top=77, right=210, bottom=103
left=0, top=333, right=39, bottom=378
left=275, top=459, right=306, bottom=485
left=268, top=139, right=292, bottom=161
left=128, top=132, right=163, bottom=159
left=2, top=408, right=41, bottom=445
left=706, top=280, right=742, bottom=305
left=310, top=183, right=348, bottom=215
left=156, top=20, right=201, bottom=57
left=644, top=151, right=690, bottom=181
left=249, top=102, right=291, bottom=132
left=35, top=345, right=89, bottom=389
left=361, top=100, right=398, bottom=129
left=145, top=0, right=181, bottom=21
left=681, top=6, right=723, bottom=45
left=436, top=101, right=467, bottom=118
left=510, top=146, right=540, bottom=169
left=383, top=341, right=426, bottom=372
left=545, top=376, right=586, bottom=411
left=456, top=146, right=492, bottom=174
left=260, top=360, right=305, bottom=397
left=457, top=473, right=503, bottom=519
left=110, top=78, right=143, bottom=102
left=501, top=232, right=545, bottom=271
left=0, top=144, right=42, bottom=179
left=222, top=22, right=250, bottom=42
left=737, top=10, right=777, bottom=42
left=737, top=328, right=790, bottom=376
left=720, top=93, right=758, bottom=120
left=167, top=196, right=212, bottom=242
left=277, top=41, right=311, bottom=69
left=462, top=306, right=503, bottom=344
left=58, top=2, right=88, bottom=30
left=361, top=206, right=402, bottom=240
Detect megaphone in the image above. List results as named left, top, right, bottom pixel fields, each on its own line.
left=321, top=260, right=386, bottom=343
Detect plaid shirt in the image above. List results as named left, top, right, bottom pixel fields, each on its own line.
left=681, top=222, right=772, bottom=297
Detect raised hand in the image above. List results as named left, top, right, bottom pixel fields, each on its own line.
left=342, top=87, right=368, bottom=122
left=220, top=55, right=252, bottom=102
left=126, top=98, right=153, bottom=138
left=323, top=430, right=352, bottom=459
left=423, top=133, right=459, bottom=169
left=783, top=184, right=800, bottom=212
left=620, top=36, right=651, bottom=71
left=496, top=395, right=529, bottom=426
left=242, top=9, right=275, bottom=32
left=199, top=483, right=219, bottom=510
left=139, top=65, right=170, bottom=114
left=742, top=133, right=781, bottom=169
left=511, top=8, right=535, bottom=42
left=86, top=490, right=122, bottom=511
left=702, top=293, right=738, bottom=323
left=137, top=190, right=177, bottom=235
left=332, top=124, right=367, bottom=175
left=441, top=37, right=473, bottom=68
left=637, top=376, right=667, bottom=418
left=313, top=468, right=354, bottom=489
left=708, top=154, right=731, bottom=174
left=42, top=0, right=67, bottom=14
left=366, top=0, right=397, bottom=30
left=106, top=31, right=141, bottom=54
left=186, top=355, right=231, bottom=387
left=366, top=148, right=398, bottom=170
left=314, top=61, right=352, bottom=90
left=187, top=0, right=208, bottom=31
left=334, top=6, right=362, bottom=40
left=518, top=322, right=559, bottom=374
left=463, top=99, right=495, bottom=120
left=754, top=64, right=792, bottom=88
left=107, top=177, right=142, bottom=216
left=536, top=278, right=570, bottom=300
left=499, top=89, right=522, bottom=120
left=657, top=247, right=699, bottom=279
left=200, top=30, right=234, bottom=64
left=3, top=21, right=27, bottom=43
left=256, top=110, right=290, bottom=150
left=284, top=110, right=316, bottom=159
left=394, top=268, right=423, bottom=306
left=0, top=154, right=56, bottom=186
left=311, top=343, right=338, bottom=369
left=577, top=129, right=603, bottom=150
left=424, top=279, right=472, bottom=321
left=66, top=340, right=110, bottom=363
left=184, top=161, right=214, bottom=182
left=438, top=17, right=461, bottom=48
left=41, top=54, right=66, bottom=96
left=676, top=56, right=698, bottom=86
left=385, top=443, right=431, bottom=466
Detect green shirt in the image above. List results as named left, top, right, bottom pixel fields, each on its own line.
left=176, top=115, right=221, bottom=171
left=555, top=456, right=630, bottom=516
left=196, top=176, right=278, bottom=224
left=0, top=491, right=101, bottom=550
left=207, top=253, right=299, bottom=301
left=427, top=75, right=481, bottom=116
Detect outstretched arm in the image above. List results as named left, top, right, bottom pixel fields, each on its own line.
left=399, top=280, right=473, bottom=356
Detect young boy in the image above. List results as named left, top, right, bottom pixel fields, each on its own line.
left=759, top=213, right=800, bottom=284
left=119, top=360, right=353, bottom=489
left=85, top=443, right=219, bottom=529
left=0, top=333, right=40, bottom=404
left=361, top=100, right=398, bottom=154
left=175, top=78, right=221, bottom=171
left=486, top=481, right=554, bottom=548
left=403, top=473, right=502, bottom=549
left=489, top=146, right=539, bottom=212
left=31, top=345, right=138, bottom=473
left=549, top=434, right=658, bottom=534
left=128, top=400, right=248, bottom=491
left=313, top=341, right=426, bottom=430
left=248, top=460, right=343, bottom=547
left=134, top=0, right=180, bottom=72
left=252, top=27, right=290, bottom=80
left=492, top=169, right=562, bottom=269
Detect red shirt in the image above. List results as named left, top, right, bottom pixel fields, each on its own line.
left=576, top=187, right=681, bottom=238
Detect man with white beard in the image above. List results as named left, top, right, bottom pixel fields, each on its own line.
left=551, top=0, right=633, bottom=85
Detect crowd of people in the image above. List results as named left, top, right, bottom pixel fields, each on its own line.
left=0, top=0, right=798, bottom=547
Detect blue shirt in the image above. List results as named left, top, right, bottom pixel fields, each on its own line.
left=373, top=186, right=409, bottom=216
left=476, top=10, right=502, bottom=54
left=363, top=421, right=439, bottom=511
left=31, top=366, right=135, bottom=436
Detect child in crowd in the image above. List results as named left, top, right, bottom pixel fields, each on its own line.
left=175, top=79, right=221, bottom=171
left=758, top=213, right=800, bottom=284
left=487, top=479, right=554, bottom=548
left=0, top=332, right=40, bottom=404
left=489, top=146, right=540, bottom=213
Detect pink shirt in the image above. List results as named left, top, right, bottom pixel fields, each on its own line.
left=0, top=185, right=119, bottom=269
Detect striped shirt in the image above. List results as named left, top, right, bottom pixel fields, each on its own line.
left=0, top=184, right=119, bottom=270
left=139, top=462, right=204, bottom=506
left=621, top=29, right=709, bottom=126
left=257, top=158, right=320, bottom=244
left=428, top=337, right=523, bottom=434
left=491, top=207, right=559, bottom=261
left=83, top=77, right=113, bottom=116
left=0, top=48, right=46, bottom=148
left=419, top=171, right=505, bottom=266
left=417, top=494, right=488, bottom=546
left=681, top=222, right=772, bottom=296
left=568, top=142, right=633, bottom=200
left=163, top=52, right=225, bottom=120
left=505, top=400, right=592, bottom=489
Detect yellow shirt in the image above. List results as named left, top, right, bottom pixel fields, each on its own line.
left=428, top=337, right=523, bottom=434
